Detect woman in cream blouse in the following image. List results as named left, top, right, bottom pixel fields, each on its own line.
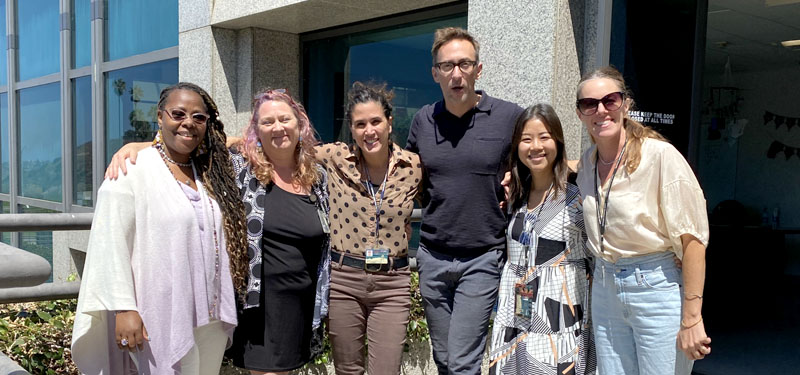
left=574, top=66, right=711, bottom=375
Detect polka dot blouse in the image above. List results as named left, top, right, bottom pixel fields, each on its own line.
left=315, top=142, right=422, bottom=257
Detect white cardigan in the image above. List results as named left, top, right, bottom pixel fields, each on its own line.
left=71, top=147, right=236, bottom=374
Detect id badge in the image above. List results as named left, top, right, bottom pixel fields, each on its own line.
left=365, top=248, right=390, bottom=264
left=317, top=208, right=330, bottom=234
left=514, top=282, right=535, bottom=318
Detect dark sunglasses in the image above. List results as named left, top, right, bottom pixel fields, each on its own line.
left=576, top=91, right=624, bottom=116
left=162, top=108, right=210, bottom=125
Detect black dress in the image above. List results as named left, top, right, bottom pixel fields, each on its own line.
left=227, top=185, right=325, bottom=372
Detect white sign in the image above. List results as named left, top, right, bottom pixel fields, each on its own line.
left=629, top=110, right=675, bottom=125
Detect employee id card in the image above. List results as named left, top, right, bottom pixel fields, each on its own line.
left=514, top=281, right=536, bottom=318
left=365, top=248, right=390, bottom=264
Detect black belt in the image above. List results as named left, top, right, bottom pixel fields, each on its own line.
left=331, top=250, right=409, bottom=272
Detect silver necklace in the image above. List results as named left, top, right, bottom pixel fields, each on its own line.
left=155, top=142, right=192, bottom=167
left=597, top=152, right=617, bottom=166
left=156, top=145, right=193, bottom=185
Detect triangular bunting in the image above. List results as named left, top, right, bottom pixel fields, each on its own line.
left=764, top=111, right=775, bottom=125
left=775, top=116, right=785, bottom=129
left=785, top=146, right=795, bottom=160
left=767, top=141, right=783, bottom=158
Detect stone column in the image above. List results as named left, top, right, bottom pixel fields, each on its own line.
left=179, top=25, right=300, bottom=137
left=468, top=0, right=599, bottom=159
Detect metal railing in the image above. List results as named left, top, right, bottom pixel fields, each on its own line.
left=0, top=214, right=92, bottom=304
left=0, top=210, right=423, bottom=304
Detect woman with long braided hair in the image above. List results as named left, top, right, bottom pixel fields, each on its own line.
left=72, top=82, right=248, bottom=375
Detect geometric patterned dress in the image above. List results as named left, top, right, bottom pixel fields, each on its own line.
left=489, top=183, right=596, bottom=375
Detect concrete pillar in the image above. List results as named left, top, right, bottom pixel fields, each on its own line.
left=469, top=0, right=599, bottom=159
left=179, top=25, right=300, bottom=138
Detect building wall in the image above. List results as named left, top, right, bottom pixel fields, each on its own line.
left=182, top=0, right=598, bottom=155
left=470, top=0, right=596, bottom=160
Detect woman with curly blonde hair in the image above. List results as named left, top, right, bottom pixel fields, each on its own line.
left=223, top=89, right=331, bottom=375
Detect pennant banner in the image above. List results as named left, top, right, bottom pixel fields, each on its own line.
left=766, top=140, right=799, bottom=160
left=764, top=110, right=799, bottom=131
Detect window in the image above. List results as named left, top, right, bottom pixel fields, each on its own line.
left=304, top=14, right=467, bottom=145
left=105, top=0, right=178, bottom=61
left=72, top=0, right=91, bottom=68
left=105, top=59, right=177, bottom=163
left=16, top=0, right=60, bottom=81
left=0, top=201, right=8, bottom=244
left=73, top=76, right=92, bottom=206
left=18, top=83, right=61, bottom=202
left=0, top=0, right=7, bottom=86
left=0, top=93, right=8, bottom=194
left=19, top=205, right=57, bottom=282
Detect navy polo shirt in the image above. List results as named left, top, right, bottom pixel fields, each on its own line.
left=406, top=91, right=523, bottom=257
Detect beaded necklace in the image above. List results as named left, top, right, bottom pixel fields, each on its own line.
left=155, top=140, right=192, bottom=167
left=156, top=145, right=221, bottom=319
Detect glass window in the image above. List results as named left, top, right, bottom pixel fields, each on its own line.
left=105, top=0, right=178, bottom=61
left=19, top=205, right=57, bottom=282
left=17, top=0, right=60, bottom=81
left=304, top=14, right=467, bottom=144
left=0, top=201, right=9, bottom=244
left=0, top=0, right=7, bottom=86
left=73, top=76, right=92, bottom=206
left=0, top=93, right=7, bottom=194
left=72, top=0, right=91, bottom=68
left=105, top=59, right=177, bottom=164
left=18, top=83, right=61, bottom=202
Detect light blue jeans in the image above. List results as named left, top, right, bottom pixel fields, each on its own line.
left=592, top=251, right=693, bottom=375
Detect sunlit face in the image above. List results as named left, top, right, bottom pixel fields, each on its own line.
left=432, top=39, right=483, bottom=106
left=576, top=77, right=628, bottom=141
left=157, top=89, right=208, bottom=161
left=517, top=118, right=557, bottom=178
left=350, top=101, right=392, bottom=158
left=256, top=100, right=300, bottom=159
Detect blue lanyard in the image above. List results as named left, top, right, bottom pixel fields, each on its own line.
left=363, top=163, right=389, bottom=240
left=519, top=183, right=553, bottom=266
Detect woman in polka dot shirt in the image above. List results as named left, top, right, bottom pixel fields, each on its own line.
left=317, top=81, right=422, bottom=375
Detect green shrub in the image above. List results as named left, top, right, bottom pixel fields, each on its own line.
left=406, top=271, right=429, bottom=343
left=0, top=299, right=79, bottom=375
left=0, top=273, right=431, bottom=374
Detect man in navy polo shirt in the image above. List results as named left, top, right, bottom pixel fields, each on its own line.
left=406, top=27, right=523, bottom=375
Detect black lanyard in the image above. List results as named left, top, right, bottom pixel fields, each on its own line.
left=363, top=162, right=389, bottom=241
left=594, top=139, right=628, bottom=253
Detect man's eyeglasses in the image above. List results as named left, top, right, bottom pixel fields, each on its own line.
left=434, top=60, right=478, bottom=74
left=162, top=108, right=210, bottom=125
left=576, top=91, right=625, bottom=116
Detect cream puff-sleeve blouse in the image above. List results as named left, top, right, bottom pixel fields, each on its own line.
left=576, top=138, right=709, bottom=263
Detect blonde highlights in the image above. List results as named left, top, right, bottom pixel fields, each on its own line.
left=576, top=66, right=665, bottom=174
left=242, top=89, right=320, bottom=188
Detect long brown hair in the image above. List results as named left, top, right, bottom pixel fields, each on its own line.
left=157, top=82, right=249, bottom=293
left=576, top=66, right=665, bottom=174
left=507, top=103, right=569, bottom=212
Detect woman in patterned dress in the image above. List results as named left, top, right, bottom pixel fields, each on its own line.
left=489, top=103, right=596, bottom=375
